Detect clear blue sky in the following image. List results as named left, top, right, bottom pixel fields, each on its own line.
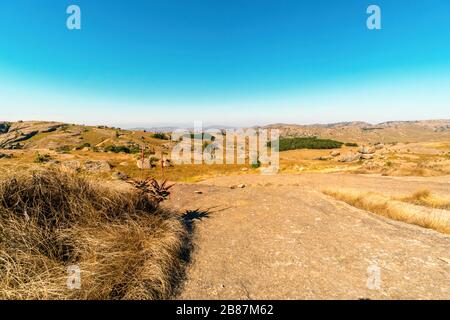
left=0, top=0, right=449, bottom=127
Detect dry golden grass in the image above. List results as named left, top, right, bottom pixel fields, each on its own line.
left=396, top=189, right=450, bottom=211
left=0, top=169, right=187, bottom=300
left=323, top=189, right=450, bottom=235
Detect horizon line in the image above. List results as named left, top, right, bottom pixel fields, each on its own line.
left=2, top=117, right=449, bottom=131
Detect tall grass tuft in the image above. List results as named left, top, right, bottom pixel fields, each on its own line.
left=323, top=188, right=450, bottom=235
left=396, top=189, right=450, bottom=211
left=0, top=169, right=187, bottom=300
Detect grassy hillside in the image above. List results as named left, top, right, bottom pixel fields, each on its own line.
left=1, top=120, right=450, bottom=181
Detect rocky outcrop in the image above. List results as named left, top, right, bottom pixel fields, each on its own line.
left=338, top=152, right=362, bottom=162
left=84, top=160, right=111, bottom=172
left=136, top=159, right=154, bottom=169
left=0, top=122, right=11, bottom=134
left=339, top=144, right=379, bottom=162
left=361, top=154, right=374, bottom=160
left=0, top=153, right=13, bottom=159
left=358, top=145, right=376, bottom=154
left=0, top=131, right=37, bottom=149
left=136, top=157, right=173, bottom=169
left=0, top=121, right=64, bottom=149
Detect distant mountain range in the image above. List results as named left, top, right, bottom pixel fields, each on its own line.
left=129, top=125, right=240, bottom=133
left=1, top=119, right=450, bottom=150
left=257, top=119, right=450, bottom=143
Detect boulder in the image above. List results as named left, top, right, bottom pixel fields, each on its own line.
left=358, top=146, right=376, bottom=154
left=361, top=154, right=374, bottom=160
left=84, top=160, right=111, bottom=172
left=338, top=152, right=362, bottom=162
left=136, top=159, right=156, bottom=169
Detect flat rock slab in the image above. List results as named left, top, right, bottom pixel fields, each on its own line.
left=167, top=173, right=450, bottom=299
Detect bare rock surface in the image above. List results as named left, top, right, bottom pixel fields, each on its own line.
left=166, top=173, right=450, bottom=299
left=0, top=121, right=64, bottom=149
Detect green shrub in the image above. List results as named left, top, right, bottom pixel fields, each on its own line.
left=34, top=153, right=51, bottom=164
left=104, top=145, right=141, bottom=154
left=152, top=132, right=169, bottom=140
left=149, top=156, right=160, bottom=166
left=130, top=146, right=141, bottom=154
left=272, top=137, right=343, bottom=151
left=75, top=142, right=91, bottom=150
left=105, top=145, right=130, bottom=153
left=251, top=160, right=261, bottom=169
left=345, top=142, right=358, bottom=147
left=55, top=145, right=71, bottom=154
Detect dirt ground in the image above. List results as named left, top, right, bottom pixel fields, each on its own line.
left=165, top=173, right=450, bottom=300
